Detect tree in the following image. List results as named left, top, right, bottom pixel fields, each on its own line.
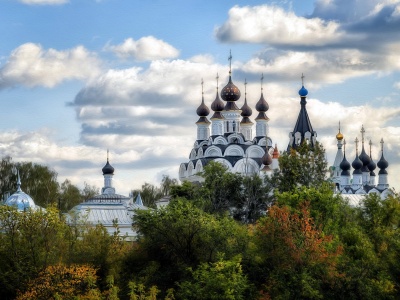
left=177, top=257, right=250, bottom=300
left=81, top=181, right=99, bottom=201
left=128, top=199, right=249, bottom=293
left=200, top=161, right=242, bottom=214
left=160, top=175, right=178, bottom=196
left=59, top=179, right=82, bottom=212
left=271, top=141, right=328, bottom=193
left=0, top=206, right=70, bottom=299
left=131, top=182, right=163, bottom=208
left=254, top=203, right=342, bottom=299
left=16, top=264, right=103, bottom=300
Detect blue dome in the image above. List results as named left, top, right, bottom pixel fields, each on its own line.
left=298, top=86, right=308, bottom=97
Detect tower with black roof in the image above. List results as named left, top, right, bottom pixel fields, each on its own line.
left=288, top=74, right=317, bottom=150
left=195, top=79, right=211, bottom=141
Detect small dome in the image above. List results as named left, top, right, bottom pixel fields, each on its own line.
left=240, top=98, right=252, bottom=117
left=5, top=172, right=36, bottom=211
left=340, top=154, right=351, bottom=172
left=377, top=154, right=389, bottom=170
left=336, top=132, right=344, bottom=141
left=272, top=144, right=279, bottom=159
left=5, top=191, right=36, bottom=211
left=196, top=97, right=210, bottom=117
left=102, top=160, right=114, bottom=175
left=368, top=158, right=376, bottom=173
left=211, top=91, right=225, bottom=112
left=262, top=147, right=273, bottom=166
left=299, top=86, right=308, bottom=97
left=352, top=155, right=363, bottom=171
left=221, top=76, right=241, bottom=102
left=255, top=93, right=269, bottom=112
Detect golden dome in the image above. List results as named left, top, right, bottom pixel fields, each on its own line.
left=336, top=132, right=344, bottom=140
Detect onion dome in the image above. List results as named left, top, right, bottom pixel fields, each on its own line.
left=336, top=123, right=343, bottom=141
left=221, top=76, right=241, bottom=102
left=221, top=52, right=241, bottom=102
left=340, top=139, right=351, bottom=176
left=241, top=98, right=252, bottom=117
left=368, top=140, right=376, bottom=176
left=352, top=138, right=363, bottom=174
left=272, top=144, right=279, bottom=159
left=196, top=97, right=210, bottom=117
left=261, top=145, right=273, bottom=171
left=102, top=151, right=114, bottom=175
left=298, top=86, right=308, bottom=97
left=5, top=170, right=36, bottom=211
left=211, top=74, right=225, bottom=120
left=255, top=74, right=270, bottom=121
left=240, top=79, right=253, bottom=125
left=377, top=139, right=389, bottom=174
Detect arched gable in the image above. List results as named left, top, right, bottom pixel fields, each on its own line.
left=256, top=137, right=272, bottom=147
left=195, top=160, right=203, bottom=174
left=213, top=158, right=233, bottom=170
left=213, top=136, right=228, bottom=145
left=190, top=149, right=196, bottom=160
left=204, top=146, right=223, bottom=157
left=227, top=134, right=244, bottom=144
left=355, top=188, right=367, bottom=195
left=197, top=147, right=204, bottom=159
left=246, top=145, right=265, bottom=158
left=224, top=145, right=245, bottom=157
left=179, top=163, right=187, bottom=180
left=198, top=140, right=208, bottom=148
left=232, top=158, right=260, bottom=175
left=187, top=161, right=195, bottom=176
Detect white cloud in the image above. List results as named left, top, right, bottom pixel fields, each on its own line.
left=215, top=5, right=344, bottom=46
left=18, top=0, right=68, bottom=5
left=0, top=43, right=101, bottom=88
left=105, top=36, right=179, bottom=61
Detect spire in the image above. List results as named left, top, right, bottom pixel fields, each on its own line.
left=221, top=51, right=241, bottom=106
left=16, top=169, right=22, bottom=192
left=288, top=74, right=315, bottom=150
left=255, top=73, right=269, bottom=120
left=377, top=138, right=389, bottom=174
left=228, top=50, right=232, bottom=76
left=336, top=121, right=343, bottom=141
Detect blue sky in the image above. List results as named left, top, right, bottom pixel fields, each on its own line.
left=1, top=0, right=400, bottom=195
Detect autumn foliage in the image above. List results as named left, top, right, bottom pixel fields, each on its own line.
left=254, top=203, right=342, bottom=299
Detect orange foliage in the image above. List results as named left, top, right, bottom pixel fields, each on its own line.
left=16, top=264, right=101, bottom=300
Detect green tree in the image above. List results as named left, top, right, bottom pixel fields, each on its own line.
left=132, top=182, right=163, bottom=208
left=200, top=161, right=242, bottom=215
left=128, top=199, right=249, bottom=294
left=0, top=206, right=69, bottom=299
left=59, top=179, right=82, bottom=212
left=160, top=175, right=178, bottom=196
left=271, top=141, right=328, bottom=193
left=177, top=257, right=250, bottom=300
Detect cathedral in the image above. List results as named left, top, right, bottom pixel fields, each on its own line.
left=179, top=57, right=319, bottom=182
left=179, top=54, right=391, bottom=200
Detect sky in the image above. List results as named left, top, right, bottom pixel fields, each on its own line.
left=1, top=0, right=400, bottom=196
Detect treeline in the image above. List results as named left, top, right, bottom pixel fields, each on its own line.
left=0, top=143, right=399, bottom=299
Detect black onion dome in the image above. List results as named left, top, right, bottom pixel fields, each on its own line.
left=359, top=146, right=371, bottom=172
left=240, top=98, right=252, bottom=117
left=196, top=97, right=210, bottom=117
left=377, top=154, right=389, bottom=170
left=255, top=93, right=269, bottom=112
left=221, top=76, right=241, bottom=102
left=340, top=154, right=351, bottom=176
left=352, top=155, right=363, bottom=174
left=367, top=158, right=376, bottom=173
left=211, top=91, right=225, bottom=112
left=102, top=160, right=114, bottom=175
left=262, top=148, right=273, bottom=166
